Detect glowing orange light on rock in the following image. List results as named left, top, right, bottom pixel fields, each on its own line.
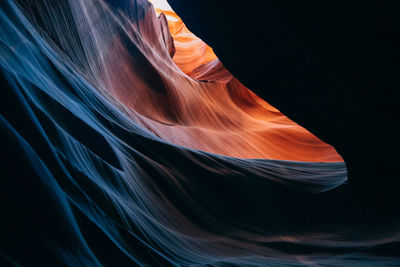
left=103, top=0, right=344, bottom=162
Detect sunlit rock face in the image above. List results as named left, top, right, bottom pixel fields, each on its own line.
left=149, top=0, right=218, bottom=75
left=104, top=0, right=343, bottom=162
left=2, top=0, right=399, bottom=266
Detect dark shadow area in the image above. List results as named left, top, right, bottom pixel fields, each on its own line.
left=169, top=0, right=400, bottom=212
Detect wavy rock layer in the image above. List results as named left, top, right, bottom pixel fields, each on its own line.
left=106, top=0, right=343, bottom=162
left=0, top=0, right=399, bottom=266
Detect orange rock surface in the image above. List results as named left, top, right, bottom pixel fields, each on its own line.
left=104, top=0, right=343, bottom=162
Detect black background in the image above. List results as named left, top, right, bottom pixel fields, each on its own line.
left=168, top=0, right=400, bottom=212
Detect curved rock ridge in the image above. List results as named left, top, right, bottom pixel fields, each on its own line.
left=102, top=0, right=343, bottom=162
left=1, top=0, right=399, bottom=266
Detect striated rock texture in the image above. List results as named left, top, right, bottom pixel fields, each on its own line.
left=0, top=0, right=399, bottom=266
left=100, top=0, right=343, bottom=162
left=168, top=0, right=400, bottom=211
